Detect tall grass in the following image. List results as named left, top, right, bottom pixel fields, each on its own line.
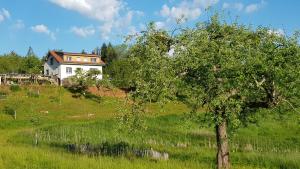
left=0, top=85, right=299, bottom=169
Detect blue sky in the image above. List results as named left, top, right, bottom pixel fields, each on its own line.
left=0, top=0, right=299, bottom=57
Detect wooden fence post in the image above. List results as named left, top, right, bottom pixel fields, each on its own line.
left=14, top=110, right=17, bottom=120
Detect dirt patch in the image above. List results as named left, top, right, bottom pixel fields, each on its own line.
left=88, top=87, right=127, bottom=98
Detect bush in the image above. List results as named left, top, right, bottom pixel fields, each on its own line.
left=3, top=105, right=16, bottom=119
left=0, top=91, right=8, bottom=100
left=10, top=85, right=20, bottom=92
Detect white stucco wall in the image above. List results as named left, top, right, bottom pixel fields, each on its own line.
left=44, top=57, right=60, bottom=77
left=60, top=64, right=103, bottom=80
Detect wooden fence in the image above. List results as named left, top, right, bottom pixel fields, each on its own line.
left=0, top=74, right=57, bottom=85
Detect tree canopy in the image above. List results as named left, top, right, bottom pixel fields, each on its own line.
left=0, top=47, right=42, bottom=74
left=127, top=16, right=300, bottom=169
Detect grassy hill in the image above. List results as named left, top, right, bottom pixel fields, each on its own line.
left=0, top=85, right=299, bottom=169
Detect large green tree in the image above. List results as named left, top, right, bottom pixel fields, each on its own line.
left=105, top=59, right=134, bottom=88
left=106, top=43, right=118, bottom=64
left=101, top=43, right=108, bottom=63
left=128, top=17, right=300, bottom=169
left=24, top=47, right=41, bottom=74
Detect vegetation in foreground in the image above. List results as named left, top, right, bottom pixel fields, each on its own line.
left=0, top=85, right=299, bottom=169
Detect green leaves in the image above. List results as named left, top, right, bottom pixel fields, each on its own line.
left=128, top=15, right=300, bottom=130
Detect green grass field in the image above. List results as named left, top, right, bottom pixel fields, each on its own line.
left=0, top=85, right=299, bottom=169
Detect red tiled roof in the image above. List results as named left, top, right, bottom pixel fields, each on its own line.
left=47, top=51, right=105, bottom=65
left=61, top=52, right=100, bottom=57
left=49, top=50, right=63, bottom=63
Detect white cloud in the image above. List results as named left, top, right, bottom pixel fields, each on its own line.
left=223, top=2, right=244, bottom=11
left=159, top=0, right=218, bottom=27
left=0, top=15, right=4, bottom=22
left=193, top=0, right=219, bottom=8
left=268, top=29, right=285, bottom=36
left=245, top=0, right=266, bottom=13
left=128, top=26, right=137, bottom=35
left=160, top=3, right=201, bottom=21
left=31, top=24, right=56, bottom=40
left=31, top=24, right=50, bottom=34
left=2, top=8, right=10, bottom=18
left=13, top=20, right=25, bottom=29
left=50, top=0, right=141, bottom=40
left=71, top=25, right=95, bottom=38
left=0, top=8, right=10, bottom=23
left=245, top=4, right=259, bottom=13
left=99, top=22, right=113, bottom=40
left=50, top=0, right=122, bottom=22
left=222, top=2, right=230, bottom=9
left=155, top=21, right=166, bottom=29
left=222, top=1, right=265, bottom=14
left=233, top=3, right=244, bottom=11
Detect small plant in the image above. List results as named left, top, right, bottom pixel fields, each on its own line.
left=0, top=91, right=8, bottom=100
left=49, top=96, right=59, bottom=103
left=3, top=105, right=17, bottom=119
left=9, top=84, right=21, bottom=92
left=30, top=115, right=42, bottom=126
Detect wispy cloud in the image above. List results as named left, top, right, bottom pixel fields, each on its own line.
left=222, top=1, right=266, bottom=14
left=0, top=8, right=10, bottom=23
left=71, top=26, right=95, bottom=38
left=268, top=28, right=285, bottom=36
left=13, top=19, right=25, bottom=29
left=50, top=0, right=142, bottom=40
left=158, top=0, right=219, bottom=29
left=222, top=2, right=244, bottom=11
left=31, top=24, right=56, bottom=40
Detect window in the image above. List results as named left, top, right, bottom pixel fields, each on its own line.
left=84, top=58, right=88, bottom=62
left=91, top=58, right=97, bottom=63
left=67, top=57, right=72, bottom=61
left=66, top=67, right=72, bottom=74
left=77, top=57, right=81, bottom=61
left=50, top=58, right=54, bottom=65
left=46, top=69, right=49, bottom=75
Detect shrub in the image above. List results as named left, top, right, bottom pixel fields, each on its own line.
left=0, top=91, right=8, bottom=100
left=9, top=85, right=20, bottom=92
left=3, top=106, right=15, bottom=116
left=3, top=105, right=16, bottom=119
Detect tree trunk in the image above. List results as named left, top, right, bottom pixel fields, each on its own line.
left=216, top=120, right=230, bottom=169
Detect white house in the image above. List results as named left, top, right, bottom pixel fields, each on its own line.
left=44, top=51, right=105, bottom=84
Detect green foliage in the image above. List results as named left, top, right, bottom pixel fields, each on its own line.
left=0, top=86, right=299, bottom=168
left=101, top=43, right=108, bottom=62
left=101, top=42, right=118, bottom=65
left=105, top=59, right=134, bottom=88
left=128, top=23, right=177, bottom=103
left=127, top=15, right=300, bottom=167
left=99, top=43, right=131, bottom=88
left=114, top=44, right=129, bottom=59
left=174, top=15, right=300, bottom=129
left=3, top=105, right=15, bottom=116
left=66, top=69, right=102, bottom=97
left=127, top=15, right=300, bottom=129
left=0, top=47, right=42, bottom=74
left=9, top=84, right=21, bottom=92
left=0, top=52, right=25, bottom=73
left=24, top=55, right=42, bottom=74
